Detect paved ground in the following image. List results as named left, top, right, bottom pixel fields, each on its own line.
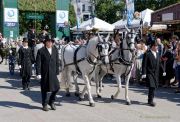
left=0, top=63, right=180, bottom=122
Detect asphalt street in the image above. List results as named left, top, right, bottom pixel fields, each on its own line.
left=0, top=63, right=180, bottom=122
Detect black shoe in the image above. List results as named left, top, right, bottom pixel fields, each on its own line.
left=26, top=85, right=30, bottom=90
left=49, top=103, right=56, bottom=110
left=148, top=101, right=156, bottom=107
left=175, top=90, right=180, bottom=93
left=22, top=86, right=26, bottom=90
left=42, top=105, right=49, bottom=111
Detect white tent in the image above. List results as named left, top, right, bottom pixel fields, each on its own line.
left=72, top=17, right=115, bottom=31
left=113, top=8, right=154, bottom=29
left=149, top=24, right=167, bottom=31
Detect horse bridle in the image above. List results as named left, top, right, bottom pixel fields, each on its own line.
left=87, top=39, right=109, bottom=65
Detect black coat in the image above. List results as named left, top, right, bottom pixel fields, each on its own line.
left=18, top=47, right=34, bottom=77
left=162, top=50, right=174, bottom=80
left=142, top=50, right=160, bottom=88
left=36, top=46, right=60, bottom=92
left=27, top=30, right=36, bottom=47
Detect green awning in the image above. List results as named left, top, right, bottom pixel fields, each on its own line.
left=18, top=0, right=56, bottom=12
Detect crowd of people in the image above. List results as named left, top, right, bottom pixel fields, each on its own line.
left=0, top=27, right=180, bottom=110
left=132, top=34, right=180, bottom=94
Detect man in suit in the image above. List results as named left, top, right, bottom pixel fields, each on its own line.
left=18, top=38, right=34, bottom=90
left=27, top=26, right=36, bottom=48
left=142, top=41, right=161, bottom=107
left=36, top=34, right=60, bottom=111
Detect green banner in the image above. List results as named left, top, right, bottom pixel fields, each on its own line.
left=0, top=0, right=19, bottom=39
left=56, top=0, right=70, bottom=39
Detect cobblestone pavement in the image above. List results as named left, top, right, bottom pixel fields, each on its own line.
left=0, top=63, right=180, bottom=122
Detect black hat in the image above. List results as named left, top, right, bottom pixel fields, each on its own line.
left=44, top=34, right=54, bottom=43
left=150, top=40, right=158, bottom=48
left=22, top=38, right=28, bottom=42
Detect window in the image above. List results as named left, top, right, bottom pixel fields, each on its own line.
left=83, top=14, right=90, bottom=21
left=88, top=6, right=92, bottom=12
left=82, top=4, right=85, bottom=12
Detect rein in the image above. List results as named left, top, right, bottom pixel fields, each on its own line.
left=62, top=39, right=109, bottom=74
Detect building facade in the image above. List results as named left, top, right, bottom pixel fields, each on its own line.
left=151, top=3, right=180, bottom=34
left=71, top=0, right=92, bottom=21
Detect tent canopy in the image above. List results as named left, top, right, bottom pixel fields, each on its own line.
left=72, top=17, right=115, bottom=31
left=149, top=24, right=167, bottom=31
left=113, top=8, right=154, bottom=29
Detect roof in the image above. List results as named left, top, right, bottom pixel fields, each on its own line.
left=152, top=2, right=180, bottom=14
left=18, top=0, right=56, bottom=12
left=72, top=17, right=115, bottom=31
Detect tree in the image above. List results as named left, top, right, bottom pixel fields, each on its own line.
left=134, top=0, right=180, bottom=12
left=95, top=0, right=125, bottom=24
left=69, top=4, right=77, bottom=27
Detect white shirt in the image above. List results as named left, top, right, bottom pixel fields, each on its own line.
left=23, top=46, right=28, bottom=49
left=151, top=50, right=157, bottom=59
left=46, top=47, right=52, bottom=55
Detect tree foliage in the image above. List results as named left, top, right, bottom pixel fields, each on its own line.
left=134, top=0, right=180, bottom=12
left=95, top=0, right=125, bottom=24
left=69, top=4, right=76, bottom=27
left=95, top=0, right=180, bottom=24
left=18, top=0, right=55, bottom=12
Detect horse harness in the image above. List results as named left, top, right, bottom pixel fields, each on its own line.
left=108, top=40, right=136, bottom=77
left=62, top=40, right=108, bottom=75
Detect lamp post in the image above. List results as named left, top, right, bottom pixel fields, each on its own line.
left=91, top=0, right=95, bottom=26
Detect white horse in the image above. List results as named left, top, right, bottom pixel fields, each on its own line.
left=95, top=27, right=137, bottom=105
left=60, top=34, right=110, bottom=107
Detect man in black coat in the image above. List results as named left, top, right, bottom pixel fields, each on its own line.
left=27, top=27, right=36, bottom=48
left=142, top=41, right=161, bottom=107
left=36, top=34, right=60, bottom=111
left=18, top=38, right=34, bottom=90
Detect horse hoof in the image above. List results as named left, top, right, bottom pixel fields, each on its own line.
left=111, top=95, right=114, bottom=100
left=89, top=103, right=95, bottom=107
left=66, top=93, right=71, bottom=97
left=74, top=92, right=80, bottom=97
left=97, top=95, right=102, bottom=98
left=126, top=101, right=131, bottom=105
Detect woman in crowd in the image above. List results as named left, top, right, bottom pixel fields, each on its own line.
left=175, top=41, right=180, bottom=93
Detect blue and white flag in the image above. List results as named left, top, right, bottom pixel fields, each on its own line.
left=126, top=0, right=134, bottom=26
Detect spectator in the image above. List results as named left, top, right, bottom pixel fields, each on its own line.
left=27, top=26, right=36, bottom=48
left=161, top=43, right=174, bottom=87
left=135, top=44, right=144, bottom=83
left=34, top=39, right=44, bottom=61
left=156, top=38, right=164, bottom=57
left=175, top=42, right=180, bottom=93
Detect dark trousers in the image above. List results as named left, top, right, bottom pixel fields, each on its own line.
left=41, top=90, right=59, bottom=106
left=148, top=87, right=155, bottom=103
left=22, top=75, right=31, bottom=88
